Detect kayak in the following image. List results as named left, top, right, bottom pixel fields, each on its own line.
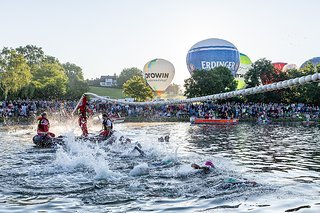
left=32, top=135, right=64, bottom=148
left=191, top=118, right=239, bottom=125
left=32, top=131, right=115, bottom=148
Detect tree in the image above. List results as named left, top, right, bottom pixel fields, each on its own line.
left=118, top=67, right=143, bottom=88
left=63, top=62, right=89, bottom=99
left=245, top=58, right=289, bottom=87
left=32, top=61, right=68, bottom=98
left=123, top=76, right=154, bottom=101
left=244, top=58, right=282, bottom=103
left=15, top=45, right=45, bottom=66
left=245, top=58, right=271, bottom=87
left=165, top=83, right=180, bottom=95
left=284, top=64, right=320, bottom=104
left=184, top=67, right=237, bottom=98
left=0, top=49, right=31, bottom=100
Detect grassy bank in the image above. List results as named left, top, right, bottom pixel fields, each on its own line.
left=88, top=86, right=124, bottom=99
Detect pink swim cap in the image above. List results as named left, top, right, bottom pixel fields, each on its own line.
left=204, top=160, right=214, bottom=168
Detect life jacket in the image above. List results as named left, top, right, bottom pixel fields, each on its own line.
left=37, top=116, right=49, bottom=133
left=102, top=118, right=113, bottom=130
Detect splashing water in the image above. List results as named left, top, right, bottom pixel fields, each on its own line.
left=1, top=122, right=320, bottom=212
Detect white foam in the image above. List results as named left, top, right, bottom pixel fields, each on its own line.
left=54, top=133, right=121, bottom=180
left=129, top=163, right=149, bottom=176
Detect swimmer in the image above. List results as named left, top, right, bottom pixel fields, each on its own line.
left=158, top=135, right=170, bottom=142
left=191, top=160, right=214, bottom=174
left=118, top=135, right=145, bottom=156
left=132, top=145, right=145, bottom=157
left=221, top=177, right=257, bottom=189
left=119, top=136, right=125, bottom=142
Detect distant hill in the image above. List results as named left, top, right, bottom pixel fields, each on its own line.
left=88, top=86, right=124, bottom=99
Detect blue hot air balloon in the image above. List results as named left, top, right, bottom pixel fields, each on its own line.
left=186, top=38, right=240, bottom=76
left=300, top=57, right=320, bottom=69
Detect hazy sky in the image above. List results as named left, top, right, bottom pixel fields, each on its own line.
left=1, top=0, right=319, bottom=85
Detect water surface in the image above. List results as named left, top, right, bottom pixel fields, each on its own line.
left=0, top=122, right=319, bottom=212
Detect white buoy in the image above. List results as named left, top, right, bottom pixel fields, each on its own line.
left=311, top=73, right=318, bottom=81
left=281, top=80, right=288, bottom=88
left=293, top=78, right=299, bottom=84
left=305, top=75, right=312, bottom=82
left=299, top=77, right=306, bottom=84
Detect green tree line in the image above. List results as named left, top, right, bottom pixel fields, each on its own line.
left=244, top=58, right=320, bottom=104
left=0, top=45, right=88, bottom=100
left=184, top=59, right=320, bottom=104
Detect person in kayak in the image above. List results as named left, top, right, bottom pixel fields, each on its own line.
left=37, top=112, right=55, bottom=138
left=99, top=113, right=113, bottom=139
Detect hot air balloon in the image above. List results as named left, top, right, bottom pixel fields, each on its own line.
left=261, top=62, right=287, bottom=85
left=300, top=57, right=320, bottom=69
left=236, top=53, right=252, bottom=89
left=186, top=38, right=240, bottom=76
left=272, top=62, right=287, bottom=72
left=282, top=64, right=298, bottom=72
left=144, top=59, right=175, bottom=94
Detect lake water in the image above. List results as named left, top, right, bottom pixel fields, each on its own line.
left=0, top=122, right=319, bottom=212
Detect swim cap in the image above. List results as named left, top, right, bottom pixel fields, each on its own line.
left=204, top=160, right=214, bottom=168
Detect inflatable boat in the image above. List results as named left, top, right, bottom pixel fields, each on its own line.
left=191, top=117, right=239, bottom=125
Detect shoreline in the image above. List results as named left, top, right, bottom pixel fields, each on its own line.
left=1, top=116, right=319, bottom=127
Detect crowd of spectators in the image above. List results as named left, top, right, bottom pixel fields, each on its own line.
left=1, top=99, right=319, bottom=121
left=0, top=100, right=77, bottom=118
left=91, top=101, right=320, bottom=120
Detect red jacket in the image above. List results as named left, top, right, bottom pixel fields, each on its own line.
left=37, top=117, right=50, bottom=133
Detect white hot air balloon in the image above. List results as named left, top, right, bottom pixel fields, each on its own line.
left=144, top=59, right=175, bottom=94
left=282, top=64, right=298, bottom=72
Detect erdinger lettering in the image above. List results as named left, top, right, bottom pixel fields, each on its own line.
left=145, top=73, right=169, bottom=79
left=201, top=61, right=236, bottom=70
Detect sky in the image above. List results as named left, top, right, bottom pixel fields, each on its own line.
left=0, top=0, right=320, bottom=86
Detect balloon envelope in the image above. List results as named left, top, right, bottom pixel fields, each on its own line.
left=144, top=59, right=175, bottom=92
left=300, top=57, right=320, bottom=69
left=272, top=62, right=287, bottom=71
left=236, top=53, right=252, bottom=89
left=261, top=62, right=287, bottom=85
left=186, top=38, right=240, bottom=76
left=282, top=64, right=298, bottom=72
